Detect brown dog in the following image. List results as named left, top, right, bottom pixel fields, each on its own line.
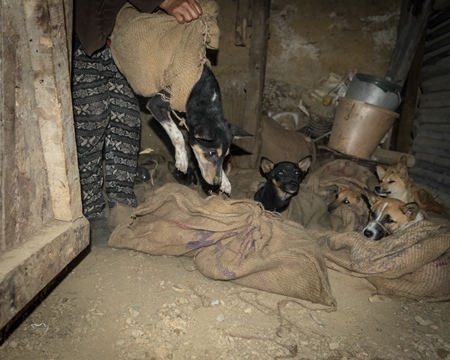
left=328, top=187, right=365, bottom=212
left=363, top=196, right=425, bottom=240
left=328, top=185, right=371, bottom=232
left=375, top=156, right=446, bottom=214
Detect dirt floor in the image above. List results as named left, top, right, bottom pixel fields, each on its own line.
left=1, top=242, right=449, bottom=360
left=2, top=1, right=450, bottom=359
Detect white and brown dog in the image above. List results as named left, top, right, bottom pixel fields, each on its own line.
left=375, top=155, right=446, bottom=214
left=363, top=196, right=425, bottom=240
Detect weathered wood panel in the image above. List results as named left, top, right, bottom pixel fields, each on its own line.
left=1, top=0, right=53, bottom=251
left=233, top=0, right=270, bottom=169
left=416, top=107, right=450, bottom=124
left=0, top=0, right=89, bottom=331
left=24, top=0, right=81, bottom=223
left=386, top=0, right=434, bottom=86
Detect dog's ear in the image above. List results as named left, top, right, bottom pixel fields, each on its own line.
left=396, top=163, right=409, bottom=180
left=376, top=165, right=385, bottom=180
left=401, top=202, right=420, bottom=220
left=297, top=156, right=312, bottom=172
left=230, top=123, right=253, bottom=138
left=260, top=157, right=274, bottom=174
left=193, top=126, right=215, bottom=141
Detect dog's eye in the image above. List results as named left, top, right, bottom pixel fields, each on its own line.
left=278, top=171, right=284, bottom=176
left=370, top=211, right=376, bottom=218
left=343, top=199, right=350, bottom=204
left=387, top=218, right=396, bottom=224
left=388, top=180, right=395, bottom=184
left=208, top=150, right=217, bottom=157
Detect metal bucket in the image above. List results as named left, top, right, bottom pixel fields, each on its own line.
left=328, top=97, right=399, bottom=159
left=345, top=73, right=402, bottom=111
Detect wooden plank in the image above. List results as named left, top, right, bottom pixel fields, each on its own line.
left=428, top=8, right=450, bottom=29
left=409, top=163, right=450, bottom=186
left=394, top=27, right=426, bottom=153
left=386, top=0, right=434, bottom=87
left=421, top=60, right=450, bottom=82
left=0, top=218, right=89, bottom=331
left=417, top=107, right=450, bottom=124
left=426, top=19, right=450, bottom=42
left=413, top=136, right=450, bottom=151
left=420, top=94, right=450, bottom=108
left=1, top=0, right=54, bottom=251
left=416, top=123, right=450, bottom=134
left=423, top=48, right=450, bottom=66
left=234, top=0, right=270, bottom=169
left=421, top=90, right=450, bottom=101
left=424, top=33, right=450, bottom=54
left=412, top=142, right=450, bottom=158
left=415, top=152, right=450, bottom=168
left=23, top=0, right=82, bottom=222
left=421, top=79, right=450, bottom=92
left=234, top=0, right=250, bottom=46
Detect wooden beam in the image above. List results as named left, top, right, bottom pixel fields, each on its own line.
left=394, top=26, right=427, bottom=153
left=0, top=218, right=89, bottom=331
left=24, top=0, right=82, bottom=222
left=234, top=0, right=250, bottom=46
left=234, top=0, right=271, bottom=169
left=386, top=0, right=434, bottom=87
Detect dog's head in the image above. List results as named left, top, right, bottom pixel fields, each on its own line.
left=189, top=122, right=252, bottom=189
left=260, top=156, right=312, bottom=199
left=374, top=156, right=410, bottom=199
left=362, top=195, right=424, bottom=240
left=328, top=187, right=364, bottom=212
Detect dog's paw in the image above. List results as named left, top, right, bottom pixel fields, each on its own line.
left=220, top=173, right=232, bottom=195
left=175, top=152, right=189, bottom=173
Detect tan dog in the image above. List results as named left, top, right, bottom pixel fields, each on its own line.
left=327, top=185, right=371, bottom=232
left=328, top=187, right=365, bottom=212
left=363, top=196, right=425, bottom=240
left=375, top=156, right=446, bottom=214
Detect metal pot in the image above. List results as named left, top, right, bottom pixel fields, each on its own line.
left=345, top=73, right=402, bottom=111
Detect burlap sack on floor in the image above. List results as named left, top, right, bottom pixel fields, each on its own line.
left=309, top=215, right=450, bottom=302
left=110, top=0, right=219, bottom=112
left=231, top=162, right=450, bottom=302
left=109, top=183, right=336, bottom=308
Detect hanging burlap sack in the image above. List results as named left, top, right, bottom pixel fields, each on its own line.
left=110, top=0, right=220, bottom=112
left=109, top=183, right=336, bottom=308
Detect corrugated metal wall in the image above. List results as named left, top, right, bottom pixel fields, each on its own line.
left=410, top=7, right=450, bottom=206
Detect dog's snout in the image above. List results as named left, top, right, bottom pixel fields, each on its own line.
left=374, top=186, right=381, bottom=192
left=363, top=229, right=374, bottom=238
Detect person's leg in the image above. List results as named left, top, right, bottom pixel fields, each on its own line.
left=103, top=47, right=141, bottom=212
left=72, top=41, right=111, bottom=221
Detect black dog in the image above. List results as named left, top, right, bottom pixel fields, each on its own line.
left=146, top=64, right=251, bottom=194
left=254, top=156, right=312, bottom=212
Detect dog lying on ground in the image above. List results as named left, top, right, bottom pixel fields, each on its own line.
left=327, top=185, right=371, bottom=232
left=146, top=64, right=252, bottom=195
left=362, top=194, right=425, bottom=240
left=375, top=155, right=446, bottom=214
left=328, top=186, right=365, bottom=212
left=254, top=156, right=312, bottom=212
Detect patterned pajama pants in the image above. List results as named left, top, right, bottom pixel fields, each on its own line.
left=72, top=42, right=140, bottom=220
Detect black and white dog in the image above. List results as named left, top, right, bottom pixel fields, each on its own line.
left=146, top=64, right=251, bottom=194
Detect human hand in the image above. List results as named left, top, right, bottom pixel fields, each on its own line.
left=159, top=0, right=203, bottom=24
